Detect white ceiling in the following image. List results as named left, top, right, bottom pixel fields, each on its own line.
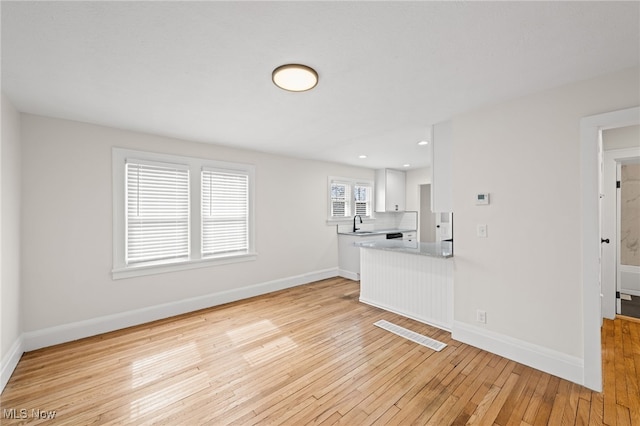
left=2, top=1, right=638, bottom=170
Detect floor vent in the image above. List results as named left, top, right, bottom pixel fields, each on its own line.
left=374, top=320, right=447, bottom=352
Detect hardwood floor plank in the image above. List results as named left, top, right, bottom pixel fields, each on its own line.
left=561, top=383, right=581, bottom=425
left=588, top=390, right=604, bottom=426
left=532, top=371, right=560, bottom=425
left=603, top=319, right=618, bottom=426
left=493, top=365, right=534, bottom=425
left=576, top=397, right=591, bottom=426
left=547, top=379, right=571, bottom=425
left=367, top=404, right=400, bottom=426
left=615, top=319, right=630, bottom=408
left=617, top=404, right=632, bottom=426
left=474, top=372, right=520, bottom=425
left=522, top=371, right=551, bottom=423
left=0, top=278, right=637, bottom=425
left=504, top=369, right=543, bottom=425
left=623, top=323, right=640, bottom=424
left=466, top=383, right=501, bottom=425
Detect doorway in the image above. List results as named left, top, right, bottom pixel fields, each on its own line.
left=419, top=184, right=453, bottom=243
left=581, top=106, right=640, bottom=392
left=618, top=160, right=640, bottom=317
left=419, top=184, right=436, bottom=242
left=601, top=128, right=640, bottom=320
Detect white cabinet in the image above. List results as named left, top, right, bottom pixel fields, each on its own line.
left=431, top=120, right=452, bottom=213
left=403, top=232, right=416, bottom=241
left=338, top=234, right=387, bottom=280
left=375, top=169, right=406, bottom=212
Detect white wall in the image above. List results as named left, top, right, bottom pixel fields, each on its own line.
left=603, top=125, right=640, bottom=151
left=20, top=114, right=374, bottom=346
left=1, top=93, right=22, bottom=389
left=451, top=67, right=640, bottom=384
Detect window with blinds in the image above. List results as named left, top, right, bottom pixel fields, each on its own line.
left=202, top=169, right=249, bottom=256
left=113, top=148, right=256, bottom=279
left=354, top=184, right=371, bottom=217
left=330, top=182, right=350, bottom=218
left=329, top=178, right=373, bottom=220
left=125, top=161, right=190, bottom=265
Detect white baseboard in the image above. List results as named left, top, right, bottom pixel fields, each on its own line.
left=452, top=321, right=584, bottom=386
left=338, top=269, right=359, bottom=281
left=23, top=268, right=338, bottom=352
left=1, top=335, right=24, bottom=393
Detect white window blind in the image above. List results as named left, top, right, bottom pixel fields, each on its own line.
left=354, top=184, right=372, bottom=217
left=331, top=182, right=351, bottom=218
left=126, top=161, right=190, bottom=265
left=202, top=169, right=249, bottom=256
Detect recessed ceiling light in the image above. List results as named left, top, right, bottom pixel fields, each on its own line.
left=418, top=141, right=429, bottom=146
left=403, top=164, right=411, bottom=168
left=272, top=64, right=318, bottom=92
left=359, top=155, right=368, bottom=159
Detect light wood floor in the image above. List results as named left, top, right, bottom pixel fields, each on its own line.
left=1, top=277, right=638, bottom=425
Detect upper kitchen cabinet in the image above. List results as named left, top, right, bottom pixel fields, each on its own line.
left=375, top=169, right=406, bottom=212
left=431, top=120, right=453, bottom=212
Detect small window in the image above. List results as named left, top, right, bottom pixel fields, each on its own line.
left=328, top=177, right=373, bottom=221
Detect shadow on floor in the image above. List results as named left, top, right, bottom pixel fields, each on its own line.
left=621, top=294, right=640, bottom=319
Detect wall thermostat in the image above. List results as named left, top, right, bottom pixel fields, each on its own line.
left=476, top=193, right=490, bottom=205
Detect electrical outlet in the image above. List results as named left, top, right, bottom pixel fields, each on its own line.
left=476, top=310, right=487, bottom=324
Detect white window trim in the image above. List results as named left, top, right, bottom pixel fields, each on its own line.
left=112, top=148, right=256, bottom=280
left=327, top=176, right=375, bottom=224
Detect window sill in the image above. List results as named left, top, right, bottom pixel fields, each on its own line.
left=112, top=252, right=258, bottom=280
left=326, top=218, right=374, bottom=225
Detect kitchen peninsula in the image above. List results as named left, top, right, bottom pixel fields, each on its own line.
left=356, top=240, right=453, bottom=331
left=336, top=211, right=418, bottom=280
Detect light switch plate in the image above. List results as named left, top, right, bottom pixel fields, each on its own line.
left=477, top=224, right=488, bottom=238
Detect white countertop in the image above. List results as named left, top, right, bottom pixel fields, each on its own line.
left=337, top=228, right=416, bottom=236
left=355, top=240, right=453, bottom=258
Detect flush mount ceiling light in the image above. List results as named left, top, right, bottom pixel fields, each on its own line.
left=272, top=64, right=318, bottom=92
left=418, top=141, right=429, bottom=146
left=359, top=155, right=368, bottom=159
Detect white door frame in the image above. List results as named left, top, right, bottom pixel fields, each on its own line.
left=580, top=106, right=639, bottom=392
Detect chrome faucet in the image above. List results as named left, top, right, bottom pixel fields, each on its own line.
left=353, top=215, right=362, bottom=232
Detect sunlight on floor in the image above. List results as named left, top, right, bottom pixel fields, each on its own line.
left=225, top=319, right=279, bottom=344
left=128, top=371, right=210, bottom=421
left=242, top=336, right=298, bottom=366
left=225, top=319, right=298, bottom=366
left=131, top=342, right=201, bottom=388
left=126, top=320, right=298, bottom=420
